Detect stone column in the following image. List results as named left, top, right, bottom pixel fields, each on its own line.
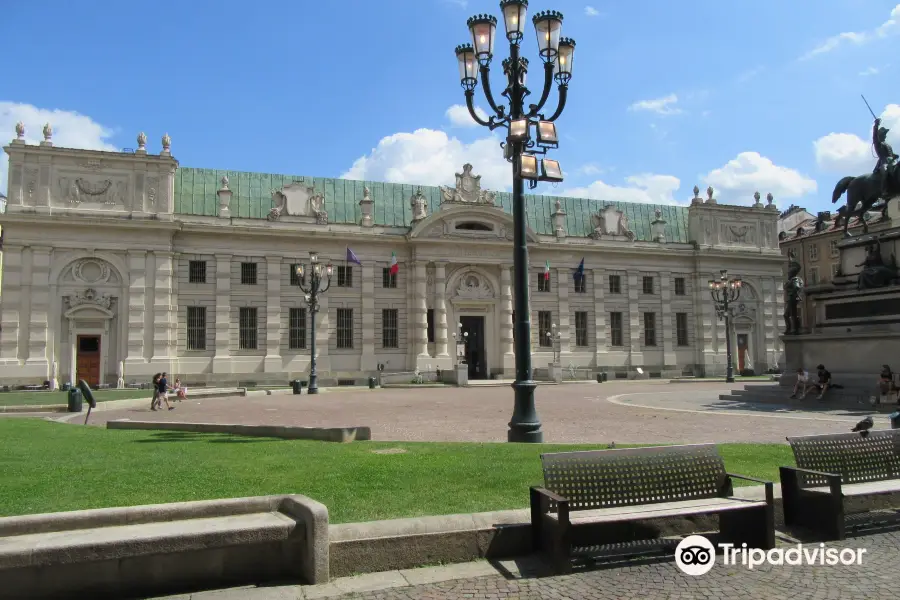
left=360, top=264, right=376, bottom=371
left=212, top=254, right=232, bottom=373
left=125, top=250, right=147, bottom=365
left=627, top=273, right=642, bottom=368
left=593, top=269, right=607, bottom=367
left=555, top=267, right=570, bottom=359
left=26, top=247, right=51, bottom=371
left=435, top=263, right=450, bottom=358
left=413, top=262, right=429, bottom=359
left=499, top=266, right=513, bottom=374
left=151, top=251, right=176, bottom=362
left=264, top=256, right=282, bottom=373
left=0, top=248, right=23, bottom=362
left=660, top=271, right=676, bottom=369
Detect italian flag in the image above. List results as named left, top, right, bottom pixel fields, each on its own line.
left=543, top=260, right=551, bottom=280
left=389, top=251, right=399, bottom=275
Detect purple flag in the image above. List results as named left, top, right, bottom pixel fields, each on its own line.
left=346, top=247, right=362, bottom=265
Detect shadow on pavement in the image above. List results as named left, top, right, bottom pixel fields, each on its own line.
left=704, top=399, right=874, bottom=417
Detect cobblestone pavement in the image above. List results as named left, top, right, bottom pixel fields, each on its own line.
left=318, top=530, right=898, bottom=600
left=80, top=381, right=882, bottom=444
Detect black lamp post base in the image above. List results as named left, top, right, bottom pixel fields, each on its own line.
left=508, top=426, right=544, bottom=443
left=307, top=375, right=319, bottom=395
left=507, top=379, right=543, bottom=443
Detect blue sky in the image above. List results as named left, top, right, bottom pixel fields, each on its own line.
left=1, top=0, right=897, bottom=212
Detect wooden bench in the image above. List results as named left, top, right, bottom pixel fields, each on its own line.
left=780, top=429, right=900, bottom=540
left=530, top=444, right=775, bottom=572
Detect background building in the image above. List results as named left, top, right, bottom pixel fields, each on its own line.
left=1, top=127, right=786, bottom=386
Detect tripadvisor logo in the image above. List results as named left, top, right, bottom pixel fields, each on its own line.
left=675, top=535, right=866, bottom=576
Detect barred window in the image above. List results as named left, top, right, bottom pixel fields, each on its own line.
left=289, top=307, right=306, bottom=350
left=538, top=310, right=552, bottom=347
left=382, top=309, right=399, bottom=348
left=538, top=273, right=551, bottom=292
left=382, top=268, right=397, bottom=288
left=337, top=266, right=353, bottom=287
left=241, top=262, right=257, bottom=285
left=674, top=277, right=686, bottom=296
left=239, top=307, right=258, bottom=350
left=575, top=311, right=588, bottom=347
left=642, top=276, right=654, bottom=294
left=610, top=312, right=623, bottom=346
left=643, top=312, right=657, bottom=346
left=186, top=306, right=206, bottom=350
left=188, top=260, right=207, bottom=284
left=427, top=308, right=435, bottom=343
left=608, top=275, right=622, bottom=294
left=336, top=308, right=354, bottom=349
left=676, top=312, right=689, bottom=346
left=574, top=273, right=586, bottom=293
left=289, top=263, right=301, bottom=286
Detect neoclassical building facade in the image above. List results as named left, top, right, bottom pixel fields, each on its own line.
left=0, top=127, right=785, bottom=386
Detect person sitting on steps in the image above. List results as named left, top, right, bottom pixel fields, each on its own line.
left=876, top=365, right=899, bottom=405
left=813, top=364, right=832, bottom=401
left=790, top=367, right=810, bottom=399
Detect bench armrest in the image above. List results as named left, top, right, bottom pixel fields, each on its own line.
left=780, top=466, right=841, bottom=480
left=530, top=486, right=568, bottom=505
left=779, top=466, right=843, bottom=498
left=727, top=473, right=774, bottom=504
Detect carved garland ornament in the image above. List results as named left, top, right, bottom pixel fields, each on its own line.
left=72, top=258, right=111, bottom=284
left=65, top=288, right=113, bottom=310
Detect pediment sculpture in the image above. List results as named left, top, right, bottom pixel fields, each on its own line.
left=410, top=188, right=428, bottom=222
left=454, top=273, right=494, bottom=300
left=589, top=204, right=635, bottom=241
left=65, top=288, right=113, bottom=310
left=268, top=183, right=328, bottom=224
left=439, top=163, right=496, bottom=206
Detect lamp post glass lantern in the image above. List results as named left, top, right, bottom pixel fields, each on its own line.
left=456, top=0, right=574, bottom=442
left=708, top=269, right=742, bottom=383
left=295, top=251, right=333, bottom=394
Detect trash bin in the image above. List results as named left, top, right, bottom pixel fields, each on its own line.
left=368, top=376, right=377, bottom=389
left=292, top=379, right=302, bottom=395
left=890, top=411, right=900, bottom=429
left=67, top=388, right=83, bottom=413
left=596, top=373, right=603, bottom=383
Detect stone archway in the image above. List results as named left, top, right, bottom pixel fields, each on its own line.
left=445, top=266, right=502, bottom=379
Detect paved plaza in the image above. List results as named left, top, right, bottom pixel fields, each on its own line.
left=68, top=381, right=891, bottom=444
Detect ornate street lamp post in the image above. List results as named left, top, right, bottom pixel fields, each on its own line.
left=455, top=0, right=575, bottom=443
left=708, top=270, right=742, bottom=383
left=547, top=323, right=561, bottom=364
left=295, top=251, right=333, bottom=394
left=452, top=322, right=469, bottom=367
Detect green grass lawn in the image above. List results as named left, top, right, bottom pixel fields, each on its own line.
left=0, top=389, right=152, bottom=407
left=0, top=419, right=794, bottom=524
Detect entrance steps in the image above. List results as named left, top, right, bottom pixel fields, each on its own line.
left=718, top=384, right=899, bottom=412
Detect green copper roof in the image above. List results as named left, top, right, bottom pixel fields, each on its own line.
left=174, top=167, right=690, bottom=243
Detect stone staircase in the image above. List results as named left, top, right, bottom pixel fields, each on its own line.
left=718, top=383, right=900, bottom=412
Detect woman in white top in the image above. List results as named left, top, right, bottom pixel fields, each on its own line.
left=790, top=368, right=809, bottom=399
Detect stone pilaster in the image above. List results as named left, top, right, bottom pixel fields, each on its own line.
left=694, top=271, right=717, bottom=375
left=212, top=254, right=232, bottom=373
left=125, top=250, right=147, bottom=364
left=499, top=266, right=514, bottom=374
left=660, top=271, right=676, bottom=367
left=627, top=273, right=642, bottom=367
left=592, top=269, right=607, bottom=365
left=360, top=264, right=376, bottom=371
left=151, top=251, right=176, bottom=360
left=25, top=247, right=51, bottom=370
left=435, top=263, right=450, bottom=358
left=555, top=267, right=570, bottom=358
left=314, top=295, right=330, bottom=373
left=264, top=256, right=282, bottom=372
left=0, top=248, right=23, bottom=362
left=414, top=262, right=429, bottom=360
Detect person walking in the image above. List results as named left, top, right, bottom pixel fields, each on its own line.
left=157, top=372, right=174, bottom=411
left=150, top=373, right=161, bottom=411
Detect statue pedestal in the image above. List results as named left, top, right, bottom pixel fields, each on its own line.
left=549, top=363, right=563, bottom=383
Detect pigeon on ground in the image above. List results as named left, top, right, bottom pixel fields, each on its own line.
left=852, top=416, right=874, bottom=436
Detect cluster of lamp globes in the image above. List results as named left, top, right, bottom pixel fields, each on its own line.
left=294, top=252, right=333, bottom=303
left=455, top=1, right=574, bottom=186
left=709, top=270, right=743, bottom=295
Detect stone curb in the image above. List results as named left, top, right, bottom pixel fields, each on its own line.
left=0, top=387, right=247, bottom=414
left=106, top=420, right=372, bottom=442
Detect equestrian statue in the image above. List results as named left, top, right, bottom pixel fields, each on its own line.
left=832, top=108, right=899, bottom=238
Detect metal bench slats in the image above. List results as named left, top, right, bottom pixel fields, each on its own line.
left=547, top=496, right=767, bottom=524
left=787, top=430, right=900, bottom=487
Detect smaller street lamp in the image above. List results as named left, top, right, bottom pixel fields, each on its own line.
left=546, top=323, right=562, bottom=364
left=708, top=269, right=742, bottom=383
left=295, top=251, right=333, bottom=394
left=452, top=322, right=469, bottom=366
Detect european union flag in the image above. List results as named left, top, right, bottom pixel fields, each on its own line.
left=574, top=257, right=584, bottom=280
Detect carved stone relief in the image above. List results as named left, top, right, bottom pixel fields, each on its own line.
left=426, top=264, right=435, bottom=288
left=268, top=183, right=327, bottom=223
left=72, top=258, right=113, bottom=285
left=439, top=164, right=496, bottom=206
left=453, top=272, right=495, bottom=300
left=25, top=168, right=39, bottom=201
left=65, top=288, right=113, bottom=310
left=721, top=223, right=757, bottom=245
left=57, top=176, right=127, bottom=206
left=146, top=176, right=159, bottom=210
left=589, top=204, right=635, bottom=241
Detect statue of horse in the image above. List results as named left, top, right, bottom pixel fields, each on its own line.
left=832, top=163, right=900, bottom=237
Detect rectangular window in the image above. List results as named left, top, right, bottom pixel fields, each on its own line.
left=337, top=265, right=353, bottom=287
left=608, top=275, right=621, bottom=294
left=188, top=260, right=207, bottom=284
left=382, top=268, right=397, bottom=289
left=186, top=306, right=206, bottom=350
left=575, top=311, right=588, bottom=347
left=610, top=312, right=623, bottom=346
left=241, top=262, right=257, bottom=285
left=382, top=309, right=399, bottom=348
left=809, top=266, right=819, bottom=285
left=643, top=312, right=657, bottom=346
left=336, top=308, right=354, bottom=349
left=830, top=239, right=840, bottom=257
left=676, top=312, right=689, bottom=347
left=674, top=277, right=686, bottom=296
left=574, top=273, right=586, bottom=293
left=427, top=308, right=435, bottom=343
left=538, top=310, right=552, bottom=347
left=808, top=244, right=819, bottom=261
left=238, top=307, right=258, bottom=350
left=538, top=273, right=551, bottom=292
left=289, top=263, right=301, bottom=286
left=289, top=307, right=306, bottom=350
left=642, top=276, right=654, bottom=294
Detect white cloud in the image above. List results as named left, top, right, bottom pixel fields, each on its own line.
left=628, top=94, right=682, bottom=116
left=703, top=151, right=817, bottom=204
left=859, top=66, right=880, bottom=76
left=445, top=104, right=489, bottom=128
left=341, top=128, right=510, bottom=190
left=578, top=163, right=605, bottom=176
left=561, top=173, right=683, bottom=205
left=736, top=66, right=764, bottom=83
left=813, top=103, right=900, bottom=173
left=0, top=101, right=118, bottom=195
left=800, top=4, right=899, bottom=60
left=584, top=6, right=601, bottom=17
